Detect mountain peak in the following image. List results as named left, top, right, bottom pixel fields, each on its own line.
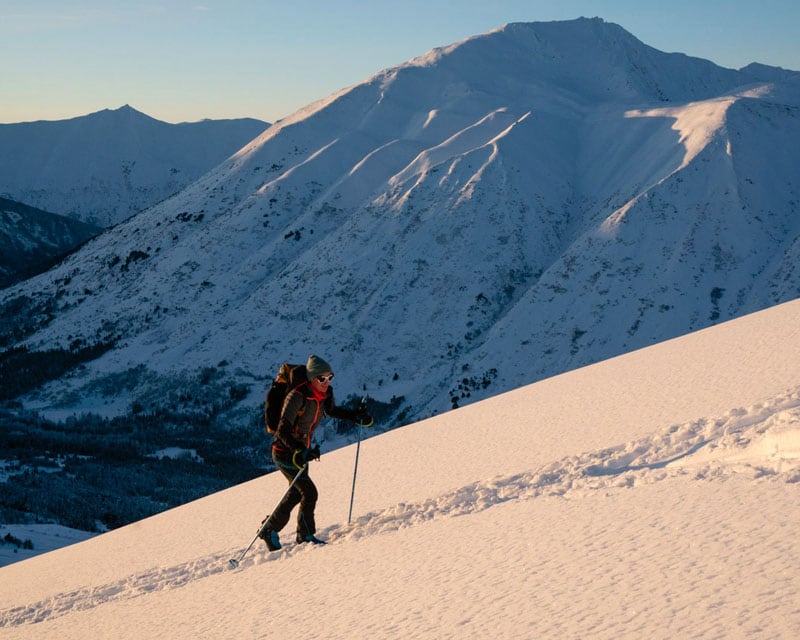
left=90, top=104, right=157, bottom=124
left=392, top=17, right=749, bottom=107
left=113, top=103, right=144, bottom=116
left=1, top=18, right=799, bottom=437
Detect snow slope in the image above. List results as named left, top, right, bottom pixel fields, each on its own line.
left=1, top=297, right=798, bottom=639
left=0, top=525, right=94, bottom=567
left=2, top=18, right=798, bottom=429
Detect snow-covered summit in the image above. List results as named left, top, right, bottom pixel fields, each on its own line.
left=1, top=18, right=798, bottom=428
left=405, top=17, right=750, bottom=105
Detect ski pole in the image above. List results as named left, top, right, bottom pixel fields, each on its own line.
left=229, top=463, right=308, bottom=569
left=348, top=396, right=368, bottom=525
left=347, top=421, right=363, bottom=525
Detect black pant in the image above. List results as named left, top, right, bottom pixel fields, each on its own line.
left=265, top=448, right=318, bottom=538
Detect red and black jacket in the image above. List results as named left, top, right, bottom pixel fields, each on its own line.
left=272, top=381, right=358, bottom=453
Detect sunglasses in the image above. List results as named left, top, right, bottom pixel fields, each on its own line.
left=315, top=374, right=334, bottom=383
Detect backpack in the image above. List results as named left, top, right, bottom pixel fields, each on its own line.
left=265, top=363, right=308, bottom=434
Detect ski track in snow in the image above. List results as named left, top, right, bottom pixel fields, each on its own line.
left=3, top=386, right=799, bottom=628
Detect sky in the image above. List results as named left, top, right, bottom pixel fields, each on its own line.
left=2, top=0, right=799, bottom=125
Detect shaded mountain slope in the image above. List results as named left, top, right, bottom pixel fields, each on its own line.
left=0, top=197, right=101, bottom=288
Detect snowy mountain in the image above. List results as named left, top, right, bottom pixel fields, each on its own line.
left=0, top=106, right=268, bottom=227
left=1, top=297, right=798, bottom=638
left=0, top=197, right=100, bottom=288
left=1, top=17, right=799, bottom=431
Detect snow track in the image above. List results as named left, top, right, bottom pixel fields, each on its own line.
left=3, top=385, right=799, bottom=629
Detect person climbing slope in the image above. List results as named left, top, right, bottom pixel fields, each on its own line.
left=259, top=355, right=372, bottom=550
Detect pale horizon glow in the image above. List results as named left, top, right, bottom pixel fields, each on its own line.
left=1, top=0, right=799, bottom=125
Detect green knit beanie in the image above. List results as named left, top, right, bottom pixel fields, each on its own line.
left=306, top=355, right=333, bottom=379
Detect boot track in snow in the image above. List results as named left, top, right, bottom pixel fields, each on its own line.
left=2, top=386, right=799, bottom=629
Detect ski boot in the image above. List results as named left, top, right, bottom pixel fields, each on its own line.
left=296, top=533, right=326, bottom=545
left=258, top=526, right=281, bottom=551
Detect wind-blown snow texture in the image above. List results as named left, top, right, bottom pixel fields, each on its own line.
left=0, top=106, right=268, bottom=227
left=1, top=297, right=798, bottom=638
left=2, top=17, right=799, bottom=430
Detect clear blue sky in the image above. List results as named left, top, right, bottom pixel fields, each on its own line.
left=2, top=0, right=798, bottom=124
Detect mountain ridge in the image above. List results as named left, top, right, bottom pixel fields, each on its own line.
left=1, top=18, right=799, bottom=429
left=0, top=106, right=269, bottom=227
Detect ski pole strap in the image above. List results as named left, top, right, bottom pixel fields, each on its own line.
left=356, top=395, right=374, bottom=428
left=292, top=449, right=305, bottom=470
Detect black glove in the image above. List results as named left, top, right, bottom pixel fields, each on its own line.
left=307, top=444, right=321, bottom=461
left=354, top=398, right=374, bottom=427
left=356, top=410, right=374, bottom=427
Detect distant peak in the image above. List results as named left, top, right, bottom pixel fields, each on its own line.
left=92, top=104, right=160, bottom=124
left=87, top=104, right=147, bottom=118
left=111, top=104, right=147, bottom=117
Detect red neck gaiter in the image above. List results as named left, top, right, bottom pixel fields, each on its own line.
left=310, top=384, right=327, bottom=402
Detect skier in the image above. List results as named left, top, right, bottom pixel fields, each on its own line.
left=259, top=355, right=372, bottom=550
